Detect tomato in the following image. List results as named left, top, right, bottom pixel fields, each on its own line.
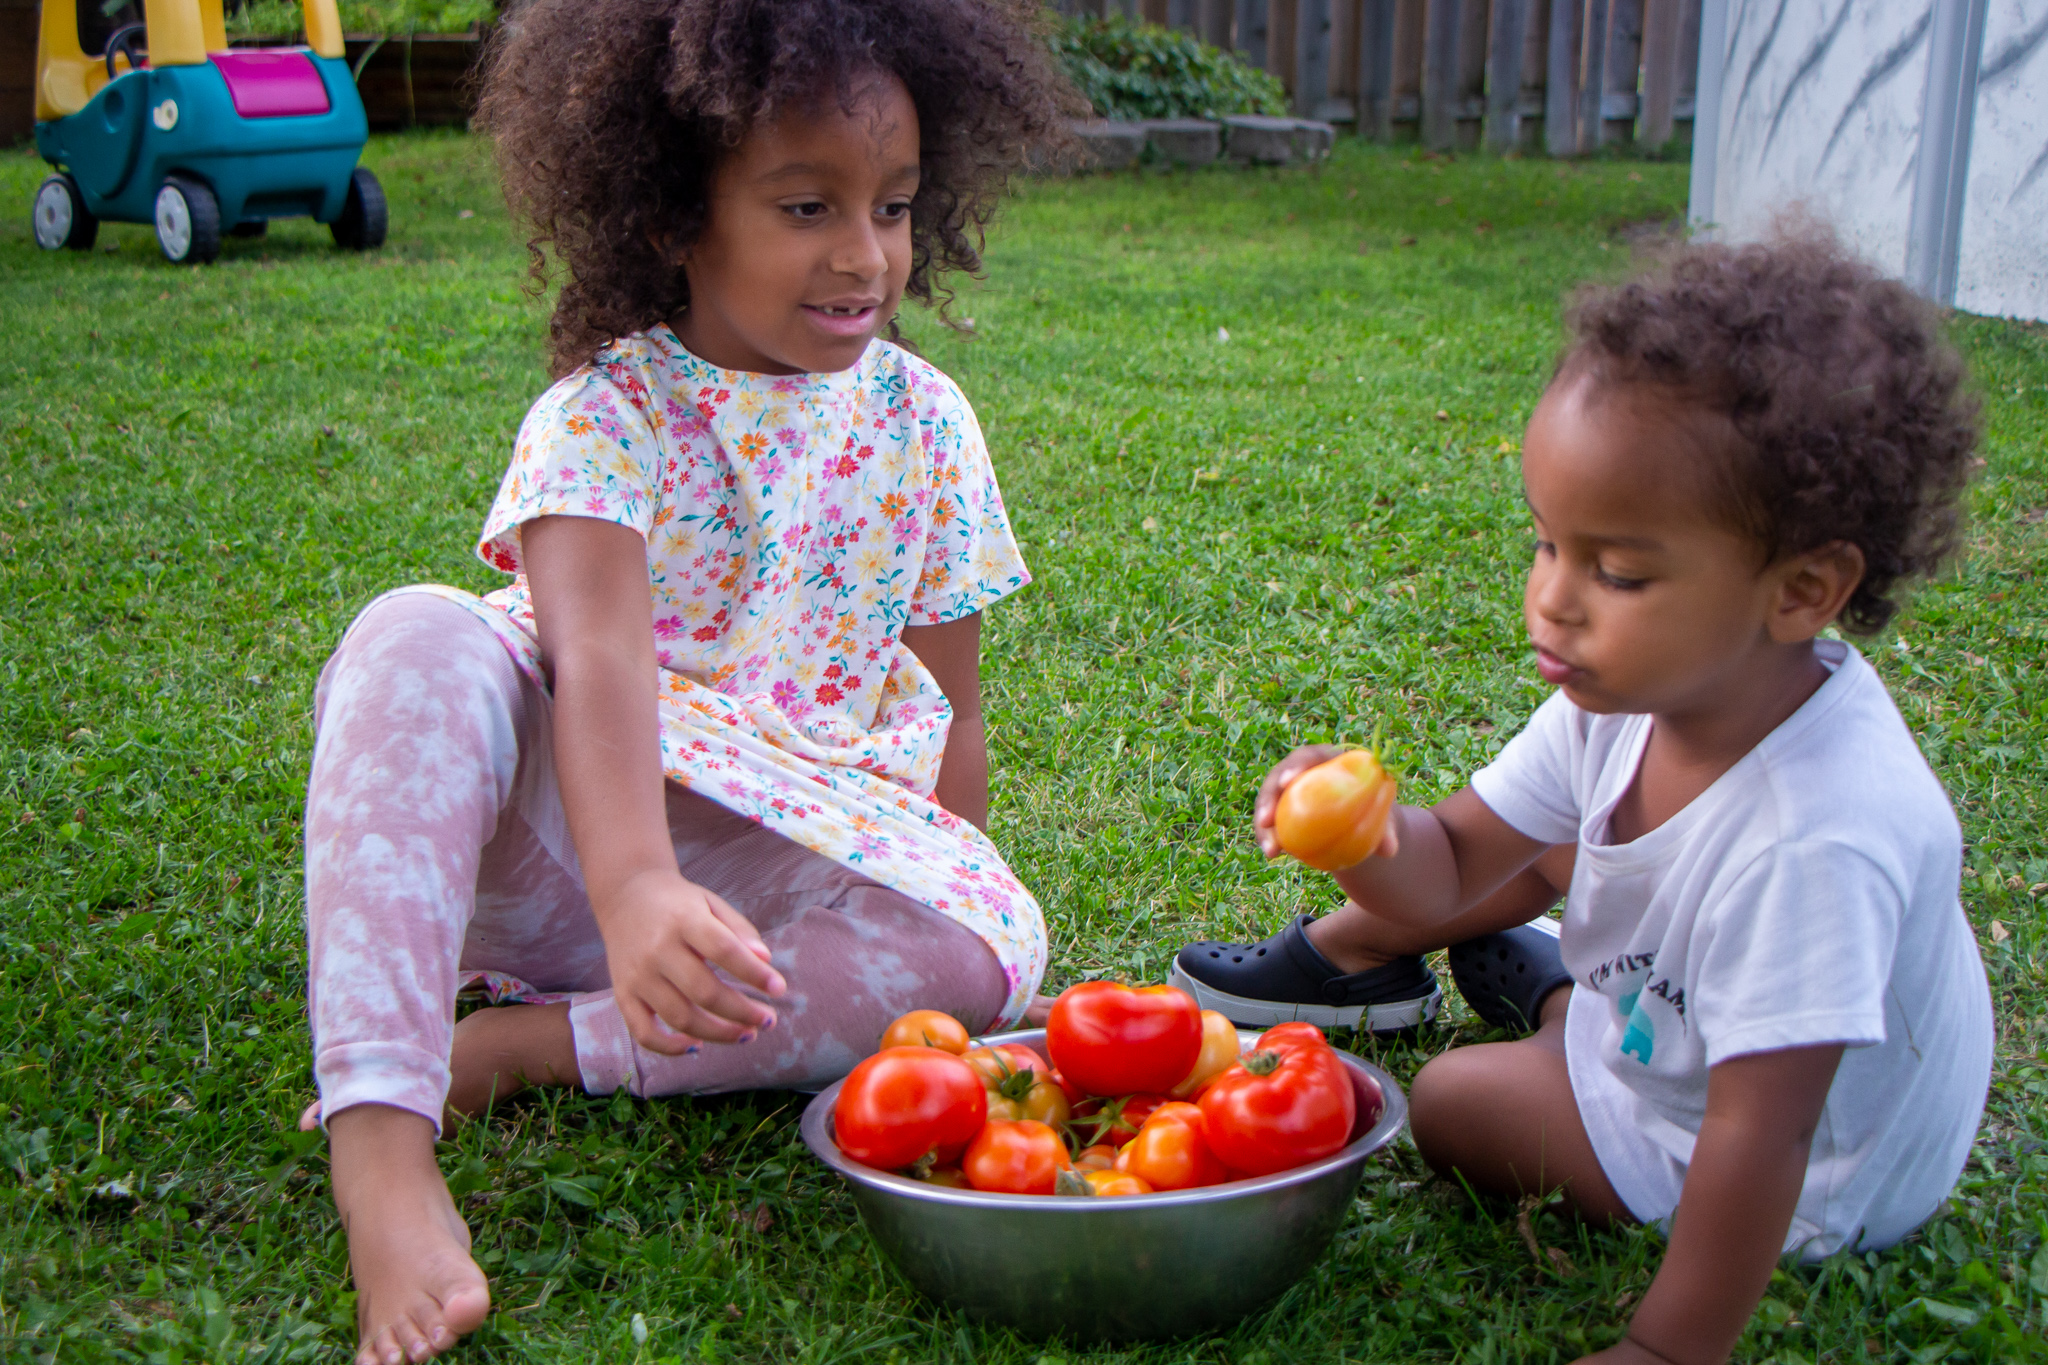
left=1068, top=1092, right=1171, bottom=1149
left=1072, top=1143, right=1119, bottom=1172
left=1171, top=1010, right=1244, bottom=1098
left=1047, top=1067, right=1086, bottom=1106
left=1274, top=748, right=1398, bottom=872
left=1113, top=1101, right=1227, bottom=1190
left=1198, top=1037, right=1357, bottom=1176
left=1082, top=1169, right=1154, bottom=1196
left=833, top=1047, right=988, bottom=1171
left=963, top=1045, right=1072, bottom=1126
left=877, top=1009, right=971, bottom=1055
left=963, top=1120, right=1073, bottom=1195
left=1256, top=1021, right=1332, bottom=1055
left=1045, top=982, right=1203, bottom=1096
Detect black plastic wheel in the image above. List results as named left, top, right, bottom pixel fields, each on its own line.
left=154, top=176, right=221, bottom=264
left=330, top=168, right=387, bottom=251
left=230, top=219, right=268, bottom=238
left=32, top=174, right=98, bottom=251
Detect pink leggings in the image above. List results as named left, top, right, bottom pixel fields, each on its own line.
left=305, top=592, right=1009, bottom=1131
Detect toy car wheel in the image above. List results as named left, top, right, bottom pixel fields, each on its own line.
left=32, top=174, right=98, bottom=251
left=331, top=168, right=387, bottom=251
left=155, top=177, right=221, bottom=264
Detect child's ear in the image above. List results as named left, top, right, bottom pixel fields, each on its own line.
left=1767, top=540, right=1866, bottom=643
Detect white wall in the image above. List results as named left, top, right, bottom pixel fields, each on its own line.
left=1955, top=1, right=2048, bottom=320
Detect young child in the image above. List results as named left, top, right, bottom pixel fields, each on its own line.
left=1173, top=234, right=1993, bottom=1363
left=300, top=2, right=1071, bottom=1361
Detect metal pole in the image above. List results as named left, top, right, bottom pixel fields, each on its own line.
left=1904, top=0, right=1989, bottom=304
left=1684, top=0, right=1724, bottom=231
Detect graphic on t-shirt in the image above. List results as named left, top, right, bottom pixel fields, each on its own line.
left=1617, top=987, right=1656, bottom=1065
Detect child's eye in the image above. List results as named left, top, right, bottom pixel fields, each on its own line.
left=1532, top=538, right=1556, bottom=558
left=1595, top=567, right=1648, bottom=590
left=876, top=201, right=911, bottom=223
left=784, top=201, right=828, bottom=221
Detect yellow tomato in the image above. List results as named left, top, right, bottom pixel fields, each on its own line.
left=1171, top=1010, right=1243, bottom=1098
left=877, top=1009, right=971, bottom=1055
left=1083, top=1169, right=1155, bottom=1196
left=1274, top=749, right=1398, bottom=872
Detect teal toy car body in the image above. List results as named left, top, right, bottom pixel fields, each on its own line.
left=30, top=0, right=385, bottom=263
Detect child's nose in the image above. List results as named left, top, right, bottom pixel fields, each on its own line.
left=831, top=222, right=888, bottom=280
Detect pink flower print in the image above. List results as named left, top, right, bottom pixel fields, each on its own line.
left=824, top=504, right=844, bottom=523
left=652, top=615, right=686, bottom=638
left=758, top=454, right=785, bottom=484
left=775, top=427, right=799, bottom=446
left=771, top=679, right=802, bottom=710
left=892, top=516, right=918, bottom=546
left=584, top=493, right=612, bottom=515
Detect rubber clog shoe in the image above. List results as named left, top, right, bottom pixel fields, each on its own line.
left=1169, top=913, right=1442, bottom=1034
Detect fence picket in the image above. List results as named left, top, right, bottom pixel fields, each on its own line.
left=1483, top=0, right=1527, bottom=150
left=1422, top=0, right=1462, bottom=150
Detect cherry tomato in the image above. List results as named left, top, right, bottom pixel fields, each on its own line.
left=1046, top=982, right=1203, bottom=1097
left=833, top=1047, right=987, bottom=1171
left=1083, top=1169, right=1154, bottom=1196
left=1048, top=1067, right=1086, bottom=1106
left=877, top=1009, right=971, bottom=1055
left=1113, top=1101, right=1227, bottom=1190
left=1171, top=1010, right=1244, bottom=1097
left=1274, top=748, right=1398, bottom=872
left=1198, top=1037, right=1357, bottom=1176
left=963, top=1119, right=1073, bottom=1195
left=1069, top=1092, right=1171, bottom=1149
left=963, top=1045, right=1072, bottom=1126
left=1072, top=1143, right=1119, bottom=1172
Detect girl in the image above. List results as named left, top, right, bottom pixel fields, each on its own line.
left=1173, top=234, right=1994, bottom=1363
left=301, top=3, right=1072, bottom=1361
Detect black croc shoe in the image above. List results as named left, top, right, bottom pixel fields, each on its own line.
left=1169, top=913, right=1442, bottom=1033
left=1447, top=917, right=1573, bottom=1034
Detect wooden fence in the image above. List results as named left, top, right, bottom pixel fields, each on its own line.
left=1054, top=0, right=1704, bottom=155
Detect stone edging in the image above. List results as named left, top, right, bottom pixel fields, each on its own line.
left=1052, top=115, right=1336, bottom=174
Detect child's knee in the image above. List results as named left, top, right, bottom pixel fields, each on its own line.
left=1407, top=1045, right=1500, bottom=1167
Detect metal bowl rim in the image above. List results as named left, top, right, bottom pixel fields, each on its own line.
left=799, top=1027, right=1408, bottom=1211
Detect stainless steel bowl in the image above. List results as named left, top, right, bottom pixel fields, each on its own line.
left=799, top=1028, right=1408, bottom=1340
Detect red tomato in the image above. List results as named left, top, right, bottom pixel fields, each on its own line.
left=833, top=1047, right=988, bottom=1171
left=962, top=1120, right=1073, bottom=1195
left=1114, top=1101, right=1227, bottom=1190
left=1047, top=1067, right=1086, bottom=1106
left=1198, top=1038, right=1357, bottom=1176
left=1069, top=1092, right=1171, bottom=1149
left=1045, top=982, right=1203, bottom=1096
left=1256, top=1022, right=1332, bottom=1055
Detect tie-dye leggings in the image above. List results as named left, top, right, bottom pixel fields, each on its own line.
left=305, top=591, right=1009, bottom=1132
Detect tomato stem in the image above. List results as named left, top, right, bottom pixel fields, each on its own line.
left=1240, top=1048, right=1283, bottom=1077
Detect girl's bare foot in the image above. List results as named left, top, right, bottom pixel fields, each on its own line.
left=447, top=1002, right=579, bottom=1118
left=329, top=1104, right=492, bottom=1364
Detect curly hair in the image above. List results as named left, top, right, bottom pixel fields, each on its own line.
left=474, top=0, right=1077, bottom=379
left=1560, top=230, right=1980, bottom=634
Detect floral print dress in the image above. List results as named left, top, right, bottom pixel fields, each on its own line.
left=405, top=326, right=1045, bottom=1026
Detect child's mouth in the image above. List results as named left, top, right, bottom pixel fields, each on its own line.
left=1533, top=647, right=1582, bottom=685
left=803, top=302, right=880, bottom=338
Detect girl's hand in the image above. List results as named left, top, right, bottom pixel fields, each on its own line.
left=599, top=868, right=787, bottom=1054
left=1252, top=745, right=1400, bottom=862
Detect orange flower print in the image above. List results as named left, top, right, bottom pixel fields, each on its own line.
left=736, top=432, right=768, bottom=462
left=565, top=414, right=596, bottom=435
left=879, top=493, right=910, bottom=519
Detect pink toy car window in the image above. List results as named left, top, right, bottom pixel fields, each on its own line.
left=209, top=51, right=332, bottom=119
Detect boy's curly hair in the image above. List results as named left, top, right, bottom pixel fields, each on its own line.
left=1561, top=230, right=1980, bottom=634
left=476, top=0, right=1078, bottom=378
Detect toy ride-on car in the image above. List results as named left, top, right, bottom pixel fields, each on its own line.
left=30, top=0, right=386, bottom=263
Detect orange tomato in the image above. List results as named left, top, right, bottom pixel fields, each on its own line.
left=1073, top=1143, right=1119, bottom=1172
left=963, top=1044, right=1072, bottom=1125
left=1274, top=749, right=1398, bottom=872
left=962, top=1120, right=1073, bottom=1195
left=1083, top=1169, right=1154, bottom=1196
left=1171, top=1010, right=1243, bottom=1097
left=877, top=1009, right=971, bottom=1055
left=1113, top=1101, right=1228, bottom=1190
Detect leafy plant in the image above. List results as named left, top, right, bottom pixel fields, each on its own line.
left=224, top=0, right=495, bottom=38
left=1048, top=14, right=1288, bottom=122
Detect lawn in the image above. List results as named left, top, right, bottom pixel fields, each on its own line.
left=2, top=128, right=2045, bottom=1364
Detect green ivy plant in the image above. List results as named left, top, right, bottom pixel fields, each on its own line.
left=1048, top=15, right=1288, bottom=122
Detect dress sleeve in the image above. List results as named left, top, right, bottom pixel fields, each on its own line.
left=475, top=362, right=664, bottom=575
left=1468, top=692, right=1585, bottom=845
left=1692, top=842, right=1899, bottom=1064
left=906, top=387, right=1031, bottom=626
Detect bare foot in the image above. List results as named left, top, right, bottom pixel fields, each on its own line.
left=330, top=1104, right=492, bottom=1364
left=447, top=1002, right=579, bottom=1118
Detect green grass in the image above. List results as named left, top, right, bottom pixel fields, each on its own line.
left=3, top=128, right=2046, bottom=1363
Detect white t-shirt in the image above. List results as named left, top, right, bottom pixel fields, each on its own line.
left=1470, top=641, right=1992, bottom=1259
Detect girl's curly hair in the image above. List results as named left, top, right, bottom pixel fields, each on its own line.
left=1561, top=230, right=1980, bottom=634
left=476, top=0, right=1079, bottom=378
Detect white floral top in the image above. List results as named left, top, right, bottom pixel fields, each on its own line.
left=412, top=327, right=1044, bottom=1025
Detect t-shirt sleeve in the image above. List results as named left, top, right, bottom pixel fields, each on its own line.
left=1692, top=841, right=1900, bottom=1065
left=1468, top=692, right=1584, bottom=844
left=906, top=385, right=1031, bottom=626
left=475, top=364, right=663, bottom=575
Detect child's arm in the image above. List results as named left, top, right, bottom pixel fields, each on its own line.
left=523, top=515, right=785, bottom=1049
left=1255, top=746, right=1549, bottom=929
left=903, top=613, right=988, bottom=830
left=1590, top=1043, right=1845, bottom=1365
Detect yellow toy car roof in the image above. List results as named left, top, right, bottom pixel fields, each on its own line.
left=36, top=0, right=342, bottom=120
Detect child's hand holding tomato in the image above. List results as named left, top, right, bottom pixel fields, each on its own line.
left=1255, top=745, right=1401, bottom=869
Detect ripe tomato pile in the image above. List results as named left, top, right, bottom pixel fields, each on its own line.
left=832, top=983, right=1379, bottom=1197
